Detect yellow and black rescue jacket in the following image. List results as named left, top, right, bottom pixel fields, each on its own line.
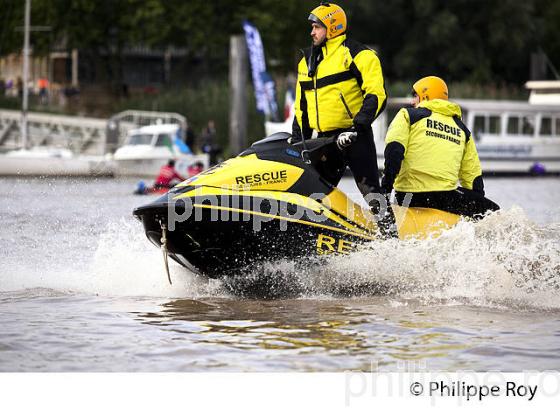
left=384, top=99, right=482, bottom=193
left=293, top=34, right=386, bottom=138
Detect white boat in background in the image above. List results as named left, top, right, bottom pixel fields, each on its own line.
left=112, top=123, right=209, bottom=177
left=0, top=147, right=115, bottom=176
left=265, top=80, right=560, bottom=175
left=526, top=80, right=560, bottom=105
left=459, top=98, right=560, bottom=174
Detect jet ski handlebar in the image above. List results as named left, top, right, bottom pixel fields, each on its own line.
left=299, top=136, right=337, bottom=164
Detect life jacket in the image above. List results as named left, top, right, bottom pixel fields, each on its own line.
left=155, top=165, right=183, bottom=186
left=294, top=34, right=386, bottom=135
left=385, top=99, right=482, bottom=192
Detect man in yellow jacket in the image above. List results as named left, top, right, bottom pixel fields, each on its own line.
left=382, top=76, right=499, bottom=218
left=293, top=2, right=387, bottom=204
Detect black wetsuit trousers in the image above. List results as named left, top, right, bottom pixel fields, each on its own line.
left=395, top=188, right=500, bottom=219
left=319, top=126, right=381, bottom=197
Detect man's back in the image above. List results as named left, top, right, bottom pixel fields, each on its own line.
left=386, top=99, right=481, bottom=192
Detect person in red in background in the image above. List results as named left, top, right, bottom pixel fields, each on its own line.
left=38, top=78, right=49, bottom=104
left=154, top=159, right=185, bottom=189
left=187, top=161, right=204, bottom=177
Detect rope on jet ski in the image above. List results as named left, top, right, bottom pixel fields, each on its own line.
left=160, top=222, right=172, bottom=285
left=300, top=135, right=338, bottom=165
left=300, top=135, right=312, bottom=164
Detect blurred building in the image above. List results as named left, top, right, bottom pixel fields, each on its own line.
left=0, top=45, right=192, bottom=96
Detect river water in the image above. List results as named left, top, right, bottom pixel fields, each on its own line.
left=1, top=176, right=560, bottom=371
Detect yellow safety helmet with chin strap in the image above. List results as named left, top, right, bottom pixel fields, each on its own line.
left=308, top=2, right=347, bottom=40
left=412, top=76, right=449, bottom=101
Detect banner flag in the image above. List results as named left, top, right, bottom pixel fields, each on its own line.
left=243, top=21, right=278, bottom=119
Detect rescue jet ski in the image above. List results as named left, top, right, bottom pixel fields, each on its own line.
left=133, top=132, right=466, bottom=279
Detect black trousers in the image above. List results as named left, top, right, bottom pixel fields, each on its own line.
left=395, top=188, right=500, bottom=219
left=319, top=126, right=381, bottom=197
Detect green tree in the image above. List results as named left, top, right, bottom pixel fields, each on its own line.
left=2, top=0, right=559, bottom=92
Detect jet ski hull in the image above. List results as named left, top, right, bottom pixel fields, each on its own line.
left=133, top=193, right=374, bottom=278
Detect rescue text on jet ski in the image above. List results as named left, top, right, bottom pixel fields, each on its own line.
left=235, top=170, right=288, bottom=185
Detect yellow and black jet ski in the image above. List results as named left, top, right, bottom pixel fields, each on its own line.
left=133, top=132, right=467, bottom=278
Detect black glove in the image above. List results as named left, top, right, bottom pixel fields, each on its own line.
left=381, top=174, right=393, bottom=194
left=472, top=175, right=485, bottom=196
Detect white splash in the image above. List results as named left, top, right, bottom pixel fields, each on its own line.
left=0, top=218, right=223, bottom=298
left=309, top=206, right=560, bottom=309
left=85, top=218, right=224, bottom=298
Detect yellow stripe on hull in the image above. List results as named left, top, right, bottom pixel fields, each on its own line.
left=192, top=203, right=377, bottom=240
left=176, top=186, right=376, bottom=238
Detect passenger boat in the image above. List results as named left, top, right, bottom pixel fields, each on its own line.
left=265, top=81, right=560, bottom=175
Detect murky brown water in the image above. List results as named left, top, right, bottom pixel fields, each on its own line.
left=1, top=177, right=560, bottom=371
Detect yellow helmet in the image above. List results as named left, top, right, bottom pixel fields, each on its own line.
left=412, top=76, right=449, bottom=101
left=308, top=2, right=347, bottom=40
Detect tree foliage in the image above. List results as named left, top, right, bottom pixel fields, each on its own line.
left=1, top=0, right=559, bottom=85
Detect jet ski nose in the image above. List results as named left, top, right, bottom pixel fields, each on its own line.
left=133, top=194, right=169, bottom=217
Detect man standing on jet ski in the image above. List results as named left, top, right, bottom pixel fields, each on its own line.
left=382, top=76, right=499, bottom=218
left=292, top=2, right=387, bottom=213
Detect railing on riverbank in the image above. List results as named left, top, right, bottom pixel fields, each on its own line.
left=0, top=109, right=187, bottom=155
left=0, top=109, right=112, bottom=155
